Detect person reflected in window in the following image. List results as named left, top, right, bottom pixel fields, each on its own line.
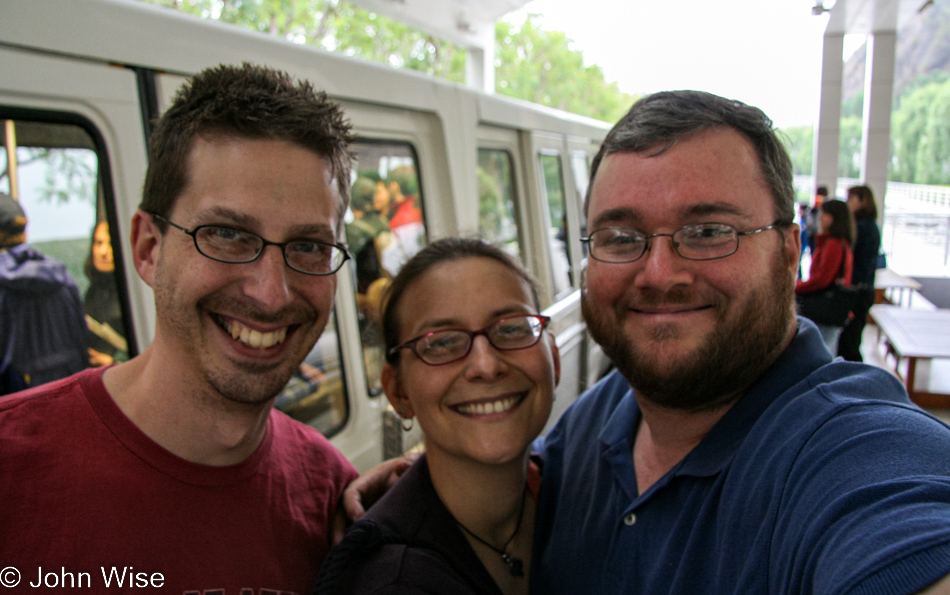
left=84, top=221, right=128, bottom=366
left=386, top=165, right=424, bottom=261
left=347, top=176, right=391, bottom=295
left=0, top=192, right=87, bottom=393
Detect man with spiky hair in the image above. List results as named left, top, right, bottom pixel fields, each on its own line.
left=0, top=63, right=358, bottom=593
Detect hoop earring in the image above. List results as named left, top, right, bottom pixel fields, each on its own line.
left=401, top=416, right=414, bottom=432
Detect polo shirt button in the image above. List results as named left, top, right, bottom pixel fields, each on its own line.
left=623, top=513, right=636, bottom=526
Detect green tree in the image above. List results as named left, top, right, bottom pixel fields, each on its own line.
left=137, top=0, right=630, bottom=121
left=495, top=16, right=635, bottom=122
left=779, top=126, right=813, bottom=176
left=891, top=78, right=950, bottom=184
left=841, top=91, right=864, bottom=119
left=779, top=120, right=862, bottom=180
left=838, top=116, right=863, bottom=179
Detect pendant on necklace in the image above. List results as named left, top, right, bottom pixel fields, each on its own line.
left=501, top=552, right=525, bottom=577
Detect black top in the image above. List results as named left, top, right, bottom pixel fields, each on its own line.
left=852, top=214, right=882, bottom=289
left=314, top=454, right=504, bottom=595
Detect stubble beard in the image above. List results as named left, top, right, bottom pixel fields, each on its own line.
left=154, top=278, right=325, bottom=408
left=582, top=251, right=796, bottom=411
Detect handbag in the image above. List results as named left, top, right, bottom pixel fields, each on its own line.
left=796, top=239, right=859, bottom=327
left=797, top=284, right=860, bottom=326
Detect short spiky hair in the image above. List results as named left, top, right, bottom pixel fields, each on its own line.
left=140, top=62, right=354, bottom=232
left=587, top=90, right=796, bottom=225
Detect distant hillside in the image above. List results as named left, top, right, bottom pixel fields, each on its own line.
left=843, top=2, right=950, bottom=102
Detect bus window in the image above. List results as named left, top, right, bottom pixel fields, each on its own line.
left=274, top=311, right=348, bottom=435
left=571, top=151, right=591, bottom=252
left=1, top=117, right=133, bottom=372
left=538, top=152, right=572, bottom=297
left=346, top=141, right=426, bottom=396
left=478, top=149, right=522, bottom=261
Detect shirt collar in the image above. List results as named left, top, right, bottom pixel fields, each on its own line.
left=598, top=318, right=833, bottom=487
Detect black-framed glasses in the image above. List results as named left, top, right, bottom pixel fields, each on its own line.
left=150, top=213, right=349, bottom=276
left=388, top=314, right=551, bottom=366
left=581, top=221, right=786, bottom=264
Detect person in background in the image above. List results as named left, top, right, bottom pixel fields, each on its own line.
left=805, top=185, right=827, bottom=255
left=837, top=184, right=882, bottom=362
left=797, top=202, right=809, bottom=279
left=347, top=175, right=391, bottom=295
left=387, top=164, right=425, bottom=260
left=84, top=221, right=128, bottom=366
left=0, top=191, right=86, bottom=394
left=0, top=63, right=358, bottom=592
left=317, top=237, right=559, bottom=595
left=795, top=199, right=855, bottom=352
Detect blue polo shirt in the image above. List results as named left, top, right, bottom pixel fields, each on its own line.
left=533, top=320, right=950, bottom=594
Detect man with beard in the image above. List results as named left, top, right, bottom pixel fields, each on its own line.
left=0, top=63, right=358, bottom=593
left=531, top=91, right=950, bottom=594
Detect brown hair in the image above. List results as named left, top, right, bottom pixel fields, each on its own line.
left=381, top=237, right=540, bottom=364
left=848, top=185, right=878, bottom=220
left=821, top=199, right=856, bottom=246
left=588, top=90, right=796, bottom=225
left=140, top=63, right=354, bottom=233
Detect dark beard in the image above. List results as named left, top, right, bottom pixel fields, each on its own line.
left=582, top=250, right=796, bottom=411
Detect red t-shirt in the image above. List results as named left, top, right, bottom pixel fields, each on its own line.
left=0, top=367, right=357, bottom=594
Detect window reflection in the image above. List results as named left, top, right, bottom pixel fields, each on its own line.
left=478, top=149, right=522, bottom=261
left=346, top=142, right=426, bottom=396
left=539, top=152, right=572, bottom=296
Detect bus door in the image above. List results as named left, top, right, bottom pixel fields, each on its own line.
left=564, top=137, right=612, bottom=386
left=338, top=100, right=452, bottom=465
left=0, top=46, right=148, bottom=382
left=499, top=130, right=587, bottom=429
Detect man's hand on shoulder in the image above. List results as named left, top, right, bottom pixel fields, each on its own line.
left=333, top=454, right=417, bottom=545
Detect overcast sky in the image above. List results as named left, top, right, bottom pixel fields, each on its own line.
left=517, top=0, right=854, bottom=129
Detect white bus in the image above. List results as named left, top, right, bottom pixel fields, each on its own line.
left=0, top=0, right=611, bottom=471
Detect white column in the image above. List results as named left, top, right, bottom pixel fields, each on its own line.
left=861, top=31, right=897, bottom=215
left=813, top=32, right=844, bottom=200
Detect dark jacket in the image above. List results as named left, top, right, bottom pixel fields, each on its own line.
left=0, top=244, right=86, bottom=394
left=314, top=454, right=504, bottom=595
left=852, top=214, right=882, bottom=289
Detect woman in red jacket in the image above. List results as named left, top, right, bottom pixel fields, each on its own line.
left=796, top=199, right=855, bottom=352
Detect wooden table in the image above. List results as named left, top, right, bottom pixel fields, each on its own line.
left=875, top=268, right=924, bottom=307
left=870, top=305, right=950, bottom=408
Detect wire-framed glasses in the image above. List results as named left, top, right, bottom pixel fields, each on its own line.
left=582, top=221, right=785, bottom=263
left=389, top=314, right=551, bottom=366
left=150, top=213, right=349, bottom=276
